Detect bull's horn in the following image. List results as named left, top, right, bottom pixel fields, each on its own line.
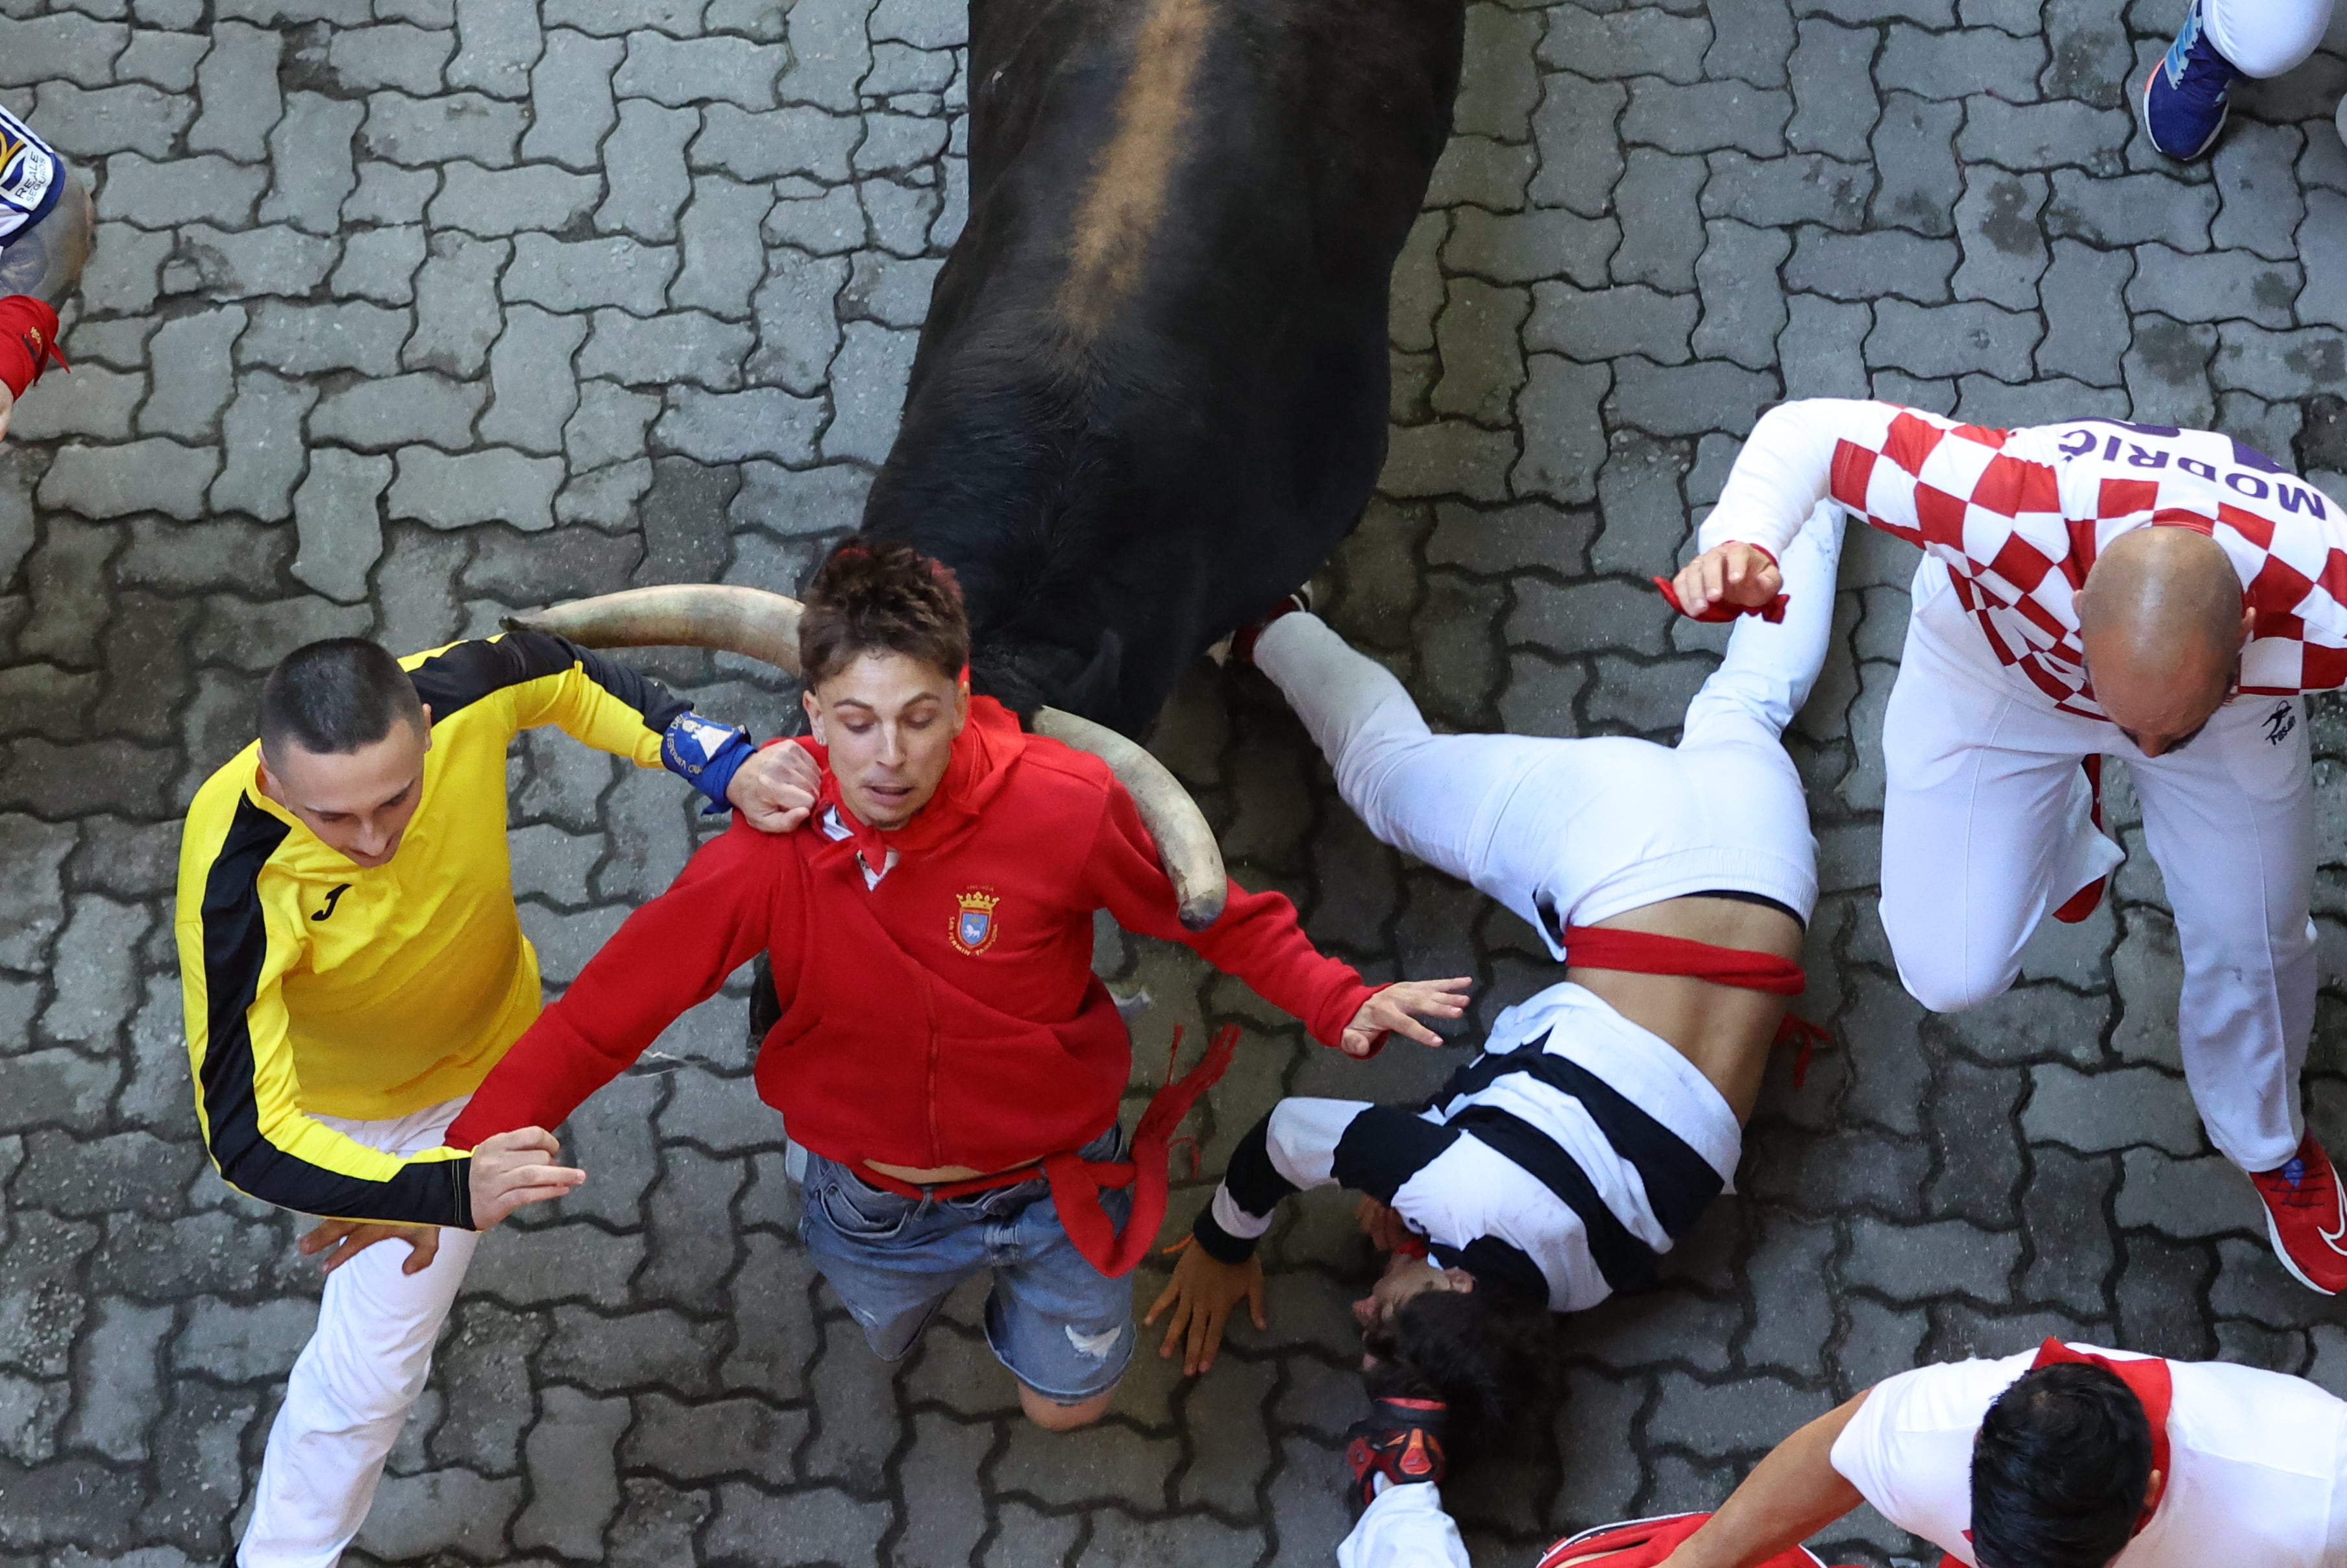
left=506, top=584, right=804, bottom=673
left=508, top=583, right=1230, bottom=931
left=1031, top=707, right=1227, bottom=931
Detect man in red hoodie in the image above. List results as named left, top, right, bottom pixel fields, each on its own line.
left=447, top=541, right=1468, bottom=1429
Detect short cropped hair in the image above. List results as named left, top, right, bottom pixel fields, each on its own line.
left=1970, top=1363, right=2153, bottom=1568
left=800, top=539, right=971, bottom=689
left=1362, top=1282, right=1555, bottom=1462
left=258, top=639, right=426, bottom=763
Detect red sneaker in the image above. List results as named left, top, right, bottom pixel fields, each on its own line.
left=2250, top=1134, right=2347, bottom=1295
left=1343, top=1395, right=1447, bottom=1511
left=2052, top=755, right=2111, bottom=925
left=1224, top=587, right=1313, bottom=667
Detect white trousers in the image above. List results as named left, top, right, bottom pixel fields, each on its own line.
left=238, top=1095, right=478, bottom=1568
left=1254, top=504, right=1844, bottom=956
left=1880, top=563, right=2313, bottom=1173
left=1337, top=1480, right=1471, bottom=1568
left=2201, top=0, right=2334, bottom=78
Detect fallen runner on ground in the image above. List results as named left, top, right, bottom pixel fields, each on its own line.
left=1670, top=397, right=2347, bottom=1295
left=177, top=633, right=808, bottom=1568
left=1148, top=502, right=1849, bottom=1565
left=442, top=541, right=1470, bottom=1432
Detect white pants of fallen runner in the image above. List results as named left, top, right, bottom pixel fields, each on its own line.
left=1338, top=1480, right=1471, bottom=1568
left=237, top=1095, right=478, bottom=1568
left=1251, top=502, right=1845, bottom=958
left=1880, top=557, right=2313, bottom=1173
left=2200, top=0, right=2334, bottom=78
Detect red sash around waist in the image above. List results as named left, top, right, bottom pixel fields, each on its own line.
left=1560, top=924, right=1829, bottom=1085
left=853, top=1023, right=1241, bottom=1279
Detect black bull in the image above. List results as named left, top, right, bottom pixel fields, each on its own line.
left=852, top=0, right=1468, bottom=735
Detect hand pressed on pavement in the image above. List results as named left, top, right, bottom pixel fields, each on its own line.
left=299, top=1218, right=440, bottom=1276
left=1667, top=542, right=1782, bottom=620
left=1144, top=1242, right=1266, bottom=1376
left=1340, top=976, right=1471, bottom=1058
left=468, top=1127, right=585, bottom=1229
left=726, top=741, right=822, bottom=833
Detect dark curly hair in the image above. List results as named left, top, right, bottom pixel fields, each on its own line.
left=1361, top=1281, right=1556, bottom=1462
left=800, top=539, right=972, bottom=688
left=1970, top=1363, right=2152, bottom=1568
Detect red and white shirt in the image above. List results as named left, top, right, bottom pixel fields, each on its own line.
left=1699, top=398, right=2347, bottom=718
left=1827, top=1345, right=2347, bottom=1567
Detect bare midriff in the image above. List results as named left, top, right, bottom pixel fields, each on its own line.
left=1563, top=894, right=1804, bottom=1123
left=863, top=1157, right=1027, bottom=1184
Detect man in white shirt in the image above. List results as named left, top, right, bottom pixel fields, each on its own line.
left=1670, top=398, right=2347, bottom=1294
left=1603, top=1340, right=2347, bottom=1568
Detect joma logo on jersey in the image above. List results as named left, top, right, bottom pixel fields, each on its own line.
left=950, top=888, right=1000, bottom=955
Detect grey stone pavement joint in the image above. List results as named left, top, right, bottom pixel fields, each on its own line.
left=5, top=0, right=2347, bottom=1564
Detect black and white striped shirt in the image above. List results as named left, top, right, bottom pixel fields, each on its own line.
left=1190, top=982, right=1741, bottom=1312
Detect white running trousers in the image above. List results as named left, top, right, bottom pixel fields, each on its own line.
left=1337, top=1480, right=1472, bottom=1568
left=236, top=1095, right=478, bottom=1568
left=1881, top=563, right=2313, bottom=1173
left=1254, top=503, right=1845, bottom=955
left=2200, top=0, right=2334, bottom=79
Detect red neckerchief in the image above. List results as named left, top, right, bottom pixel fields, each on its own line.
left=807, top=693, right=1028, bottom=877
left=2030, top=1339, right=2172, bottom=1536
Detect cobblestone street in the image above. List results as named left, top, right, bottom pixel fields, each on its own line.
left=6, top=0, right=2347, bottom=1562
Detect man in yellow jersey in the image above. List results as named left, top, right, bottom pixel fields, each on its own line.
left=176, top=632, right=808, bottom=1568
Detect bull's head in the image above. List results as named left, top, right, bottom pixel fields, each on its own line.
left=505, top=586, right=1229, bottom=930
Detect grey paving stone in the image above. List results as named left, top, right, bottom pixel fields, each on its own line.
left=1702, top=149, right=1873, bottom=232
left=618, top=29, right=789, bottom=108
left=701, top=1482, right=891, bottom=1568
left=1785, top=16, right=1878, bottom=161
left=311, top=370, right=485, bottom=450
left=1957, top=95, right=2132, bottom=171
left=99, top=152, right=266, bottom=230
left=262, top=91, right=365, bottom=235
left=480, top=306, right=590, bottom=455
left=1447, top=207, right=1617, bottom=291
left=354, top=1467, right=524, bottom=1560
left=362, top=88, right=528, bottom=168
left=2126, top=245, right=2302, bottom=329
left=521, top=29, right=626, bottom=169
left=2300, top=189, right=2347, bottom=332
left=694, top=103, right=861, bottom=182
left=38, top=439, right=220, bottom=522
left=1607, top=357, right=1778, bottom=438
left=764, top=180, right=866, bottom=255
left=345, top=160, right=440, bottom=225
left=818, top=319, right=917, bottom=464
left=1786, top=225, right=1958, bottom=304
left=596, top=98, right=699, bottom=242
left=241, top=300, right=412, bottom=378
left=2039, top=0, right=2131, bottom=106
left=2211, top=120, right=2307, bottom=263
left=1430, top=277, right=1529, bottom=425
left=3, top=363, right=143, bottom=442
left=1778, top=293, right=1872, bottom=398
left=1525, top=281, right=1695, bottom=365
left=169, top=223, right=341, bottom=300
left=2045, top=166, right=2217, bottom=252
left=328, top=223, right=429, bottom=306
left=1527, top=77, right=1625, bottom=218
left=672, top=175, right=774, bottom=319
left=326, top=21, right=455, bottom=93
left=860, top=173, right=944, bottom=254
left=1950, top=167, right=2048, bottom=311
left=1705, top=0, right=1795, bottom=88
left=2035, top=237, right=2134, bottom=387
left=290, top=448, right=393, bottom=602
left=28, top=80, right=190, bottom=159
left=1453, top=3, right=1541, bottom=141
left=429, top=161, right=601, bottom=236
left=1623, top=77, right=1793, bottom=158
left=139, top=306, right=246, bottom=441
left=185, top=19, right=282, bottom=158
left=1425, top=132, right=1537, bottom=212
left=512, top=1386, right=628, bottom=1557
left=1878, top=21, right=2046, bottom=98
left=447, top=0, right=544, bottom=98
left=389, top=446, right=565, bottom=530
left=1609, top=145, right=1707, bottom=291
left=503, top=232, right=680, bottom=314
left=582, top=306, right=756, bottom=389
left=1692, top=219, right=1792, bottom=369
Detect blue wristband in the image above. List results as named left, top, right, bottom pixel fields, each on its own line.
left=660, top=713, right=756, bottom=815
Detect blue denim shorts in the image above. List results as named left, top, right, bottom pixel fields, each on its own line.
left=796, top=1127, right=1135, bottom=1403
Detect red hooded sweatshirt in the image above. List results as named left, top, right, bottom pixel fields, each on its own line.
left=447, top=696, right=1376, bottom=1273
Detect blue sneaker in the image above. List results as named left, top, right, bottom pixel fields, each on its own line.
left=2141, top=0, right=2239, bottom=160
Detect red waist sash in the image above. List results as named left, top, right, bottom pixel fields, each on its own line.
left=853, top=1023, right=1240, bottom=1279
left=1560, top=924, right=1828, bottom=1084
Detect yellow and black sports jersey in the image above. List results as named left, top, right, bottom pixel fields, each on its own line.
left=175, top=631, right=692, bottom=1227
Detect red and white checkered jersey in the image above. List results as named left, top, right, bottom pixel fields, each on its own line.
left=1697, top=399, right=2347, bottom=717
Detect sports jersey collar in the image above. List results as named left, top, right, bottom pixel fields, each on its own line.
left=2029, top=1340, right=2174, bottom=1536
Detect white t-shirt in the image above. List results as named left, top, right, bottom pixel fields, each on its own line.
left=1828, top=1346, right=2347, bottom=1567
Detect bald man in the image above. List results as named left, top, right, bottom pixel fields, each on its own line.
left=1671, top=400, right=2346, bottom=1294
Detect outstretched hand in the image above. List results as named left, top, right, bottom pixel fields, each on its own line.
left=727, top=742, right=822, bottom=833
left=467, top=1127, right=585, bottom=1229
left=1143, top=1243, right=1266, bottom=1375
left=1667, top=542, right=1782, bottom=619
left=1341, top=977, right=1471, bottom=1058
left=299, top=1218, right=441, bottom=1276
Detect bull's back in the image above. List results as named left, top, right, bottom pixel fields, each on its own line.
left=866, top=0, right=1465, bottom=731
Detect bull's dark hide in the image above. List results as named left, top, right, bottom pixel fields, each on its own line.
left=855, top=0, right=1466, bottom=735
